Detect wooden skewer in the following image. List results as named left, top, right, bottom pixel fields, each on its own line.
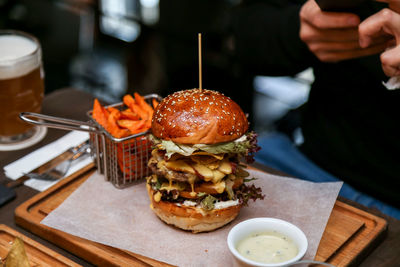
left=198, top=33, right=202, bottom=91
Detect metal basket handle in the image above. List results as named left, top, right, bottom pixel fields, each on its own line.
left=20, top=112, right=102, bottom=134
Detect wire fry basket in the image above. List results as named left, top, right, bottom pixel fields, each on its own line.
left=20, top=94, right=162, bottom=188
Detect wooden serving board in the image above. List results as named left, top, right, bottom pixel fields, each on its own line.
left=0, top=224, right=81, bottom=267
left=15, top=164, right=387, bottom=267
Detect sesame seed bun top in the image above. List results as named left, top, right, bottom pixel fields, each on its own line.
left=151, top=88, right=248, bottom=145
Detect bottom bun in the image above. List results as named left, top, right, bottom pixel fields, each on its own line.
left=146, top=184, right=241, bottom=233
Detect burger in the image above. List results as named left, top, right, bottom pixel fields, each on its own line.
left=146, top=89, right=263, bottom=233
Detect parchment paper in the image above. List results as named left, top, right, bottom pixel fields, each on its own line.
left=41, top=170, right=342, bottom=267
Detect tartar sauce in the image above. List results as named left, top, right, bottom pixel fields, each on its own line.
left=236, top=231, right=298, bottom=264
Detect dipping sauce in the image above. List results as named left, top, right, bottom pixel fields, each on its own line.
left=236, top=231, right=298, bottom=264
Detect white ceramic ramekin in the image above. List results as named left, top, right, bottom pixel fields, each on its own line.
left=227, top=218, right=308, bottom=267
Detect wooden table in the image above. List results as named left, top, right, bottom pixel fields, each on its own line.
left=1, top=88, right=400, bottom=266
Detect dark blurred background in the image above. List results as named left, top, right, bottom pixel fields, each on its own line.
left=0, top=0, right=312, bottom=133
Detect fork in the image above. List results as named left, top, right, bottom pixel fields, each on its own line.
left=24, top=142, right=90, bottom=181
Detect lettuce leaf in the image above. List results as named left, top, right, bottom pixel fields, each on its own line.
left=149, top=133, right=254, bottom=158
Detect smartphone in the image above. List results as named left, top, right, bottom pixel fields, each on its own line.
left=0, top=184, right=16, bottom=207
left=315, top=0, right=386, bottom=20
left=315, top=0, right=367, bottom=12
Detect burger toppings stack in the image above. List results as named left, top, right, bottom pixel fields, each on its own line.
left=146, top=88, right=263, bottom=233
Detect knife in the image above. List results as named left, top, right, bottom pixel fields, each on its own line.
left=4, top=140, right=90, bottom=188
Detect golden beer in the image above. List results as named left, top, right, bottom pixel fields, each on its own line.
left=0, top=30, right=44, bottom=143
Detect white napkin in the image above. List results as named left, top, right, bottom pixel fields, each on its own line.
left=41, top=170, right=342, bottom=266
left=4, top=131, right=92, bottom=192
left=383, top=76, right=400, bottom=90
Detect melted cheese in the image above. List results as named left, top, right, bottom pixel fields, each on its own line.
left=160, top=182, right=185, bottom=192
left=211, top=180, right=226, bottom=194
left=211, top=170, right=225, bottom=183
left=188, top=175, right=196, bottom=185
left=218, top=159, right=232, bottom=174
left=163, top=160, right=196, bottom=174
left=153, top=191, right=162, bottom=202
left=191, top=162, right=214, bottom=181
left=155, top=151, right=234, bottom=185
left=191, top=151, right=224, bottom=160
left=151, top=149, right=159, bottom=158
left=207, top=161, right=220, bottom=170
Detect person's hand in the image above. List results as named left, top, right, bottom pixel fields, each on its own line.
left=299, top=0, right=389, bottom=62
left=359, top=2, right=400, bottom=76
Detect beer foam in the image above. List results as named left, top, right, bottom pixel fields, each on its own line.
left=0, top=35, right=41, bottom=79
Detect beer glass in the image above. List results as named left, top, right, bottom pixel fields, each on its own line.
left=0, top=30, right=45, bottom=150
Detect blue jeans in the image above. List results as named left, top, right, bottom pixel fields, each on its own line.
left=255, top=132, right=400, bottom=220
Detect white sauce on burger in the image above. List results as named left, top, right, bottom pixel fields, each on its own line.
left=178, top=199, right=239, bottom=210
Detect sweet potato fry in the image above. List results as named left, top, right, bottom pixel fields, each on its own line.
left=152, top=99, right=159, bottom=109
left=92, top=92, right=155, bottom=139
left=144, top=119, right=152, bottom=129
left=134, top=92, right=154, bottom=115
left=92, top=98, right=109, bottom=129
left=117, top=138, right=151, bottom=177
left=123, top=94, right=136, bottom=108
left=107, top=107, right=122, bottom=120
left=120, top=109, right=140, bottom=120
left=92, top=93, right=158, bottom=178
left=117, top=119, right=146, bottom=133
left=108, top=112, right=129, bottom=138
left=129, top=103, right=149, bottom=121
left=123, top=94, right=148, bottom=120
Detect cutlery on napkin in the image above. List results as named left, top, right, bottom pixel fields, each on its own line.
left=3, top=131, right=92, bottom=192
left=5, top=140, right=90, bottom=188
